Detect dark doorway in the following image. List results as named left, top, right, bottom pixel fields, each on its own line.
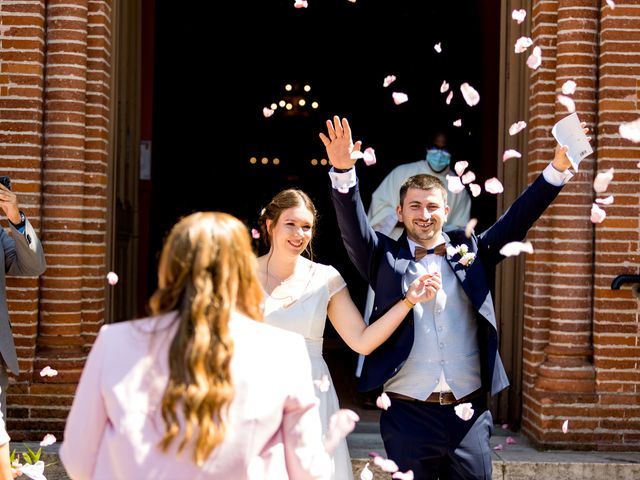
left=149, top=0, right=500, bottom=411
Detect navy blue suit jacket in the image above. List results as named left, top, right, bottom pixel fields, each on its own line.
left=330, top=172, right=564, bottom=395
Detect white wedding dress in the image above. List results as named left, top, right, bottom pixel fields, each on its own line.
left=264, top=259, right=354, bottom=480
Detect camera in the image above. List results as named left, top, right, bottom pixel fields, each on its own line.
left=0, top=176, right=10, bottom=190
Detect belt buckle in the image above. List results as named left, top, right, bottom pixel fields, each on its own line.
left=439, top=391, right=453, bottom=406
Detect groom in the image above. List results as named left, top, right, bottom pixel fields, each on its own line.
left=320, top=115, right=584, bottom=479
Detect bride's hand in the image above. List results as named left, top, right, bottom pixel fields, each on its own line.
left=406, top=272, right=441, bottom=304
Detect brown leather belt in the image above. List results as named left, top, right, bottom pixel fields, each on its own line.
left=386, top=388, right=483, bottom=406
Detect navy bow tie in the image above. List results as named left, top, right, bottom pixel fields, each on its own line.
left=414, top=244, right=446, bottom=261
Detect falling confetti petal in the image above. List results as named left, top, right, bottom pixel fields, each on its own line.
left=503, top=149, right=522, bottom=162
left=294, top=0, right=308, bottom=8
left=251, top=228, right=260, bottom=239
left=440, top=80, right=450, bottom=93
left=363, top=147, right=377, bottom=166
left=606, top=0, right=615, bottom=9
left=561, top=80, right=577, bottom=95
left=376, top=392, right=391, bottom=410
left=39, top=366, right=58, bottom=377
left=19, top=461, right=45, bottom=480
left=392, top=92, right=409, bottom=105
left=562, top=420, right=569, bottom=433
left=324, top=409, right=359, bottom=454
left=392, top=471, right=415, bottom=480
left=465, top=218, right=477, bottom=238
left=512, top=9, right=527, bottom=24
left=453, top=119, right=462, bottom=127
left=445, top=91, right=453, bottom=105
left=502, top=423, right=509, bottom=430
left=351, top=151, right=364, bottom=160
left=494, top=443, right=504, bottom=450
left=313, top=374, right=330, bottom=393
left=514, top=36, right=533, bottom=54
left=460, top=82, right=480, bottom=106
left=469, top=183, right=481, bottom=197
left=383, top=75, right=397, bottom=88
left=509, top=121, right=527, bottom=136
left=485, top=178, right=504, bottom=194
left=40, top=433, right=57, bottom=447
left=107, top=271, right=119, bottom=286
left=593, top=167, right=614, bottom=193
left=461, top=171, right=476, bottom=184
left=506, top=436, right=517, bottom=445
left=454, top=161, right=468, bottom=176
left=527, top=46, right=542, bottom=70
left=454, top=402, right=475, bottom=421
left=373, top=456, right=399, bottom=473
left=262, top=107, right=274, bottom=118
left=595, top=195, right=614, bottom=205
left=499, top=241, right=534, bottom=257
left=434, top=42, right=442, bottom=53
left=557, top=94, right=576, bottom=113
left=446, top=175, right=465, bottom=194
left=590, top=203, right=607, bottom=223
left=360, top=463, right=374, bottom=480
left=619, top=118, right=640, bottom=143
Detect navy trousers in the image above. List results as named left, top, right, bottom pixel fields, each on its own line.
left=380, top=396, right=493, bottom=479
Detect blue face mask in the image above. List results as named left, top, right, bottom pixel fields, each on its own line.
left=426, top=148, right=451, bottom=172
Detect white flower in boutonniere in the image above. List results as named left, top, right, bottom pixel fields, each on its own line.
left=458, top=252, right=476, bottom=267
left=448, top=244, right=475, bottom=267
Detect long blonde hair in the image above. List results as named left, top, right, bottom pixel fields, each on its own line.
left=149, top=212, right=264, bottom=465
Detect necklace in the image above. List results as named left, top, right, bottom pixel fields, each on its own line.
left=265, top=257, right=314, bottom=309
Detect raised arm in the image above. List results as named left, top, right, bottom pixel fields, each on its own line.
left=327, top=272, right=441, bottom=355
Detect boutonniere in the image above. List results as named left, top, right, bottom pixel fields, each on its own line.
left=446, top=244, right=476, bottom=267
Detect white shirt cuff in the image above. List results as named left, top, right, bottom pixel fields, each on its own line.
left=329, top=167, right=357, bottom=192
left=543, top=163, right=573, bottom=186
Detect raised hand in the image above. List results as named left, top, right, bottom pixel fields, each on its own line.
left=553, top=122, right=591, bottom=171
left=406, top=272, right=442, bottom=304
left=0, top=184, right=21, bottom=225
left=318, top=115, right=362, bottom=170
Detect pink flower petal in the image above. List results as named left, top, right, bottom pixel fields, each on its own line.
left=392, top=470, right=415, bottom=480
left=508, top=120, right=527, bottom=136
left=262, top=107, right=274, bottom=118
left=526, top=46, right=542, bottom=70
left=562, top=420, right=569, bottom=434
left=465, top=218, right=477, bottom=238
left=619, top=118, right=640, bottom=143
left=434, top=42, right=442, bottom=53
left=106, top=271, right=119, bottom=286
left=40, top=433, right=56, bottom=447
left=440, top=80, right=450, bottom=93
left=351, top=151, right=364, bottom=161
left=461, top=171, right=476, bottom=184
left=313, top=374, right=330, bottom=393
left=606, top=0, right=615, bottom=9
left=502, top=149, right=522, bottom=162
left=557, top=94, right=576, bottom=113
left=459, top=252, right=476, bottom=266
left=501, top=423, right=509, bottom=430
left=494, top=443, right=504, bottom=450
left=595, top=195, right=614, bottom=205
left=383, top=75, right=397, bottom=88
left=445, top=91, right=453, bottom=105
left=453, top=119, right=462, bottom=127
left=363, top=147, right=377, bottom=166
left=590, top=203, right=606, bottom=223
left=454, top=161, right=468, bottom=176
left=506, top=436, right=517, bottom=445
left=499, top=241, right=534, bottom=257
left=392, top=92, right=409, bottom=105
left=469, top=183, right=481, bottom=197
left=39, top=366, right=58, bottom=377
left=251, top=228, right=260, bottom=239
left=512, top=9, right=527, bottom=24
left=360, top=463, right=374, bottom=480
left=561, top=80, right=577, bottom=95
left=454, top=402, right=474, bottom=421
left=514, top=36, right=533, bottom=54
left=376, top=392, right=391, bottom=410
left=460, top=82, right=480, bottom=106
left=593, top=167, right=614, bottom=193
left=325, top=409, right=360, bottom=453
left=373, top=456, right=399, bottom=473
left=293, top=0, right=308, bottom=8
left=446, top=175, right=465, bottom=194
left=485, top=177, right=504, bottom=194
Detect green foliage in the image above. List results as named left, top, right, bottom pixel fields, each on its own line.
left=9, top=444, right=42, bottom=465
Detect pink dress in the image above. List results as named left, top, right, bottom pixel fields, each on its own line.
left=60, top=312, right=331, bottom=479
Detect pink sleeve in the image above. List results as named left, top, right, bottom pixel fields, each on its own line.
left=281, top=336, right=331, bottom=480
left=59, top=325, right=109, bottom=480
